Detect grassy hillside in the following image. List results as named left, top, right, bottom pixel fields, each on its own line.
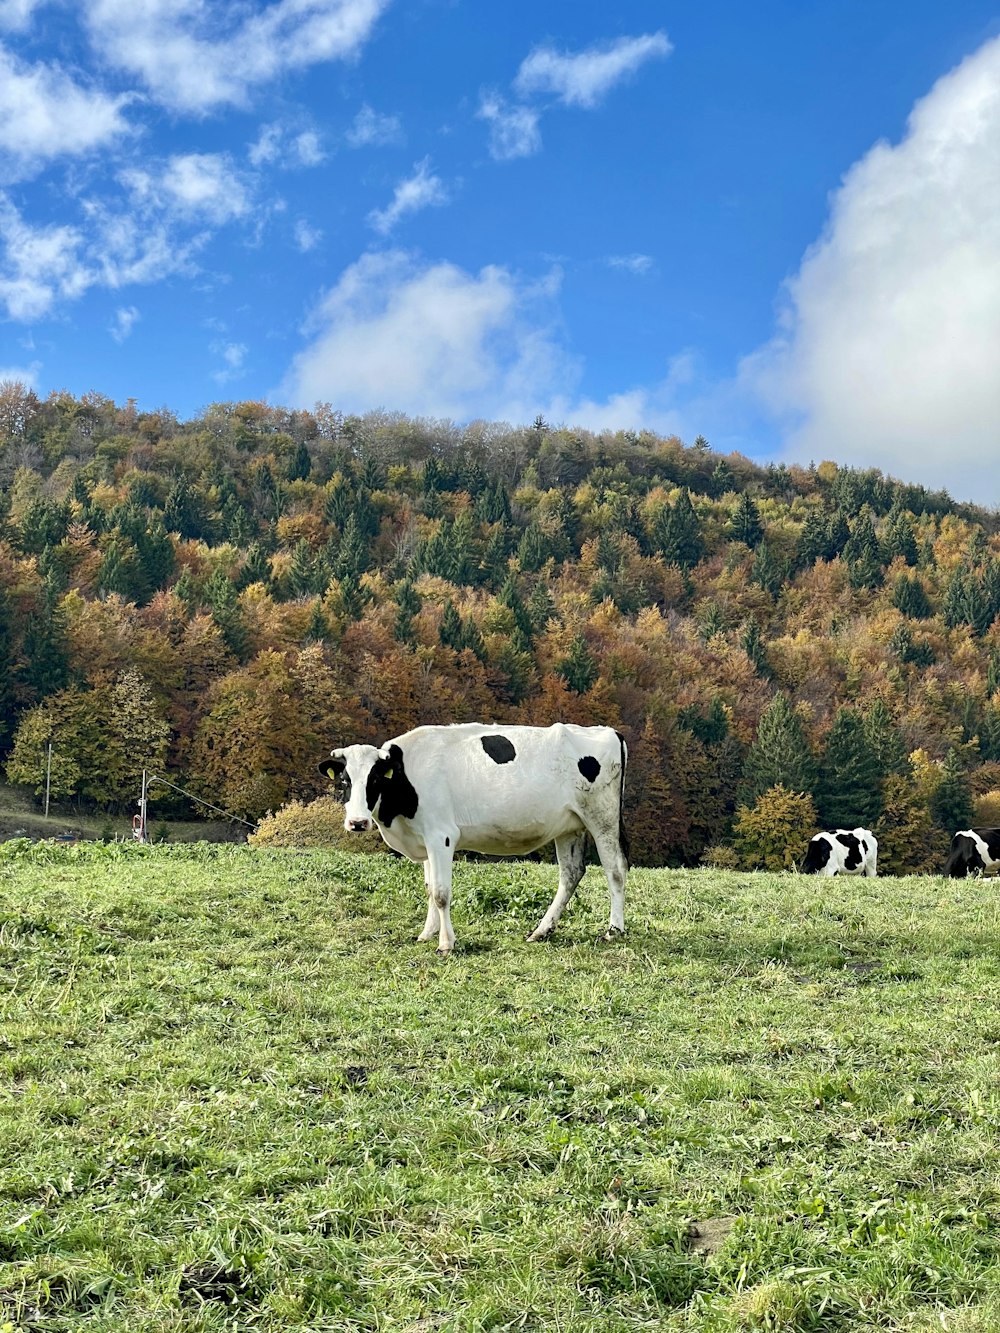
left=1, top=845, right=999, bottom=1330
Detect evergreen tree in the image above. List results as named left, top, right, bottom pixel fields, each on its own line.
left=796, top=507, right=830, bottom=568
left=334, top=514, right=369, bottom=582
left=287, top=439, right=312, bottom=481
left=288, top=540, right=318, bottom=598
left=892, top=572, right=932, bottom=619
left=97, top=536, right=151, bottom=604
left=205, top=569, right=247, bottom=659
left=21, top=589, right=69, bottom=703
left=239, top=542, right=272, bottom=590
left=439, top=600, right=465, bottom=651
left=556, top=633, right=598, bottom=695
left=864, top=699, right=908, bottom=777
left=815, top=708, right=883, bottom=827
left=474, top=478, right=512, bottom=525
left=728, top=492, right=764, bottom=548
left=740, top=693, right=816, bottom=804
left=517, top=522, right=551, bottom=573
left=499, top=574, right=534, bottom=648
left=883, top=507, right=919, bottom=565
left=449, top=511, right=475, bottom=584
left=843, top=509, right=884, bottom=589
left=741, top=616, right=770, bottom=676
left=393, top=579, right=421, bottom=646
left=325, top=478, right=354, bottom=531
left=750, top=540, right=783, bottom=598
left=306, top=601, right=329, bottom=643
left=0, top=586, right=19, bottom=749
left=678, top=696, right=729, bottom=746
left=527, top=581, right=556, bottom=634
left=652, top=488, right=703, bottom=569
left=889, top=623, right=935, bottom=667
left=930, top=749, right=974, bottom=833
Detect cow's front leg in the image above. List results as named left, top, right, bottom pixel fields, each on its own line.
left=426, top=838, right=457, bottom=955
left=417, top=859, right=440, bottom=942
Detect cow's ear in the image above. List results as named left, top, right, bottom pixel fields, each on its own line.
left=318, top=754, right=346, bottom=781
left=378, top=742, right=403, bottom=779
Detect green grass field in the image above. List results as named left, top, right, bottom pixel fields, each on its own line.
left=1, top=843, right=999, bottom=1331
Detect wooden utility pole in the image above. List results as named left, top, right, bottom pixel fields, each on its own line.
left=44, top=742, right=52, bottom=819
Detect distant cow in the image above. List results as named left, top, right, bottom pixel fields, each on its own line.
left=944, top=829, right=1000, bottom=878
left=318, top=722, right=629, bottom=954
left=802, top=828, right=878, bottom=877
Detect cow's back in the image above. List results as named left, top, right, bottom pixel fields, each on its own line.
left=391, top=722, right=625, bottom=855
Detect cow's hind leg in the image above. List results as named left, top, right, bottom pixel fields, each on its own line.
left=592, top=828, right=627, bottom=939
left=416, top=859, right=440, bottom=942
left=527, top=833, right=587, bottom=942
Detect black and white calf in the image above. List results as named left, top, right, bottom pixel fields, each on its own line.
left=943, top=829, right=1000, bottom=877
left=801, top=828, right=878, bottom=877
left=319, top=722, right=629, bottom=953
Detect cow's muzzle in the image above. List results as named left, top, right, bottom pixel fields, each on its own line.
left=346, top=818, right=372, bottom=833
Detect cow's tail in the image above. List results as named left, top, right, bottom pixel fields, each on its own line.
left=616, top=730, right=630, bottom=868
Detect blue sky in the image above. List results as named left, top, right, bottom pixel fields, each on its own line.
left=2, top=1, right=1000, bottom=497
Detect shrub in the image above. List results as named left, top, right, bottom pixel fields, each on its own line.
left=700, top=844, right=740, bottom=870
left=249, top=795, right=382, bottom=853
left=732, top=786, right=817, bottom=872
left=974, top=789, right=1000, bottom=827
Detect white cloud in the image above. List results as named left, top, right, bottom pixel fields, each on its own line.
left=293, top=131, right=324, bottom=167
left=0, top=359, right=39, bottom=386
left=122, top=153, right=251, bottom=224
left=514, top=32, right=672, bottom=109
left=250, top=123, right=325, bottom=168
left=0, top=0, right=43, bottom=31
left=212, top=340, right=248, bottom=383
left=279, top=250, right=580, bottom=421
left=0, top=196, right=92, bottom=319
left=0, top=44, right=132, bottom=177
left=83, top=0, right=391, bottom=113
left=109, top=304, right=139, bottom=341
left=346, top=103, right=402, bottom=147
left=608, top=253, right=654, bottom=275
left=477, top=93, right=541, bottom=161
left=742, top=33, right=1000, bottom=498
left=367, top=158, right=448, bottom=234
left=294, top=218, right=322, bottom=251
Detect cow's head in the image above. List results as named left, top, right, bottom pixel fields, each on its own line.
left=318, top=742, right=417, bottom=831
left=801, top=834, right=832, bottom=875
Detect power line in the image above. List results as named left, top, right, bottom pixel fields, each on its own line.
left=145, top=774, right=257, bottom=829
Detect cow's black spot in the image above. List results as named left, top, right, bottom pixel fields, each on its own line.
left=445, top=836, right=450, bottom=847
left=481, top=735, right=516, bottom=764
left=835, top=832, right=863, bottom=870
left=368, top=744, right=419, bottom=827
left=801, top=836, right=832, bottom=874
left=578, top=755, right=601, bottom=783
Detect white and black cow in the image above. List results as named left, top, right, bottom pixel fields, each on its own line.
left=801, top=828, right=878, bottom=877
left=944, top=829, right=1000, bottom=877
left=319, top=722, right=629, bottom=953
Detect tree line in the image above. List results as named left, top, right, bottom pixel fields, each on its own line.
left=0, top=382, right=994, bottom=870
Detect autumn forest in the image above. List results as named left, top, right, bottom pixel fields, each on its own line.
left=0, top=383, right=995, bottom=872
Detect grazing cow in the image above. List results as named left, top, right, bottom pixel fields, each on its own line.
left=801, top=828, right=878, bottom=877
left=318, top=722, right=629, bottom=954
left=943, top=829, right=1000, bottom=877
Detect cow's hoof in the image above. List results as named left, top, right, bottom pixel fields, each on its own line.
left=526, top=928, right=552, bottom=943
left=435, top=946, right=453, bottom=957
left=599, top=927, right=625, bottom=943
left=416, top=932, right=434, bottom=943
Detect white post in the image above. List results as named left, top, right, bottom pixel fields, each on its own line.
left=139, top=769, right=148, bottom=843
left=44, top=741, right=52, bottom=818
